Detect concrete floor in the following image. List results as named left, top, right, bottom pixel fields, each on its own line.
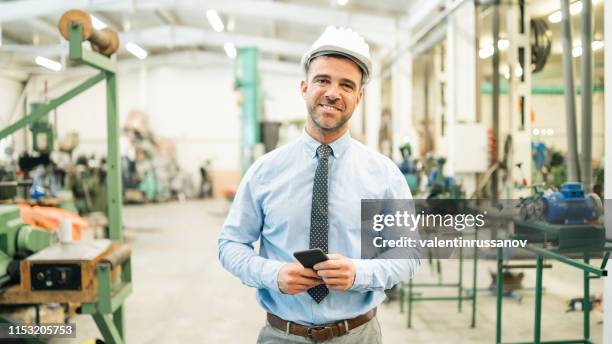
left=55, top=200, right=604, bottom=343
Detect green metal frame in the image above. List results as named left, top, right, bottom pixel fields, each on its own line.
left=399, top=233, right=479, bottom=329
left=233, top=48, right=260, bottom=174
left=0, top=22, right=130, bottom=344
left=496, top=244, right=611, bottom=344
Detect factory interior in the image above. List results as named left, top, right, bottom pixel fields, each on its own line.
left=0, top=0, right=611, bottom=343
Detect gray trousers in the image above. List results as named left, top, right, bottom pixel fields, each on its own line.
left=256, top=317, right=382, bottom=344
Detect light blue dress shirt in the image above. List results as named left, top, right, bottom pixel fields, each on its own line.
left=218, top=130, right=420, bottom=325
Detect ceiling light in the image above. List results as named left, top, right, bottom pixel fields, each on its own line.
left=548, top=0, right=599, bottom=23
left=91, top=15, right=107, bottom=30
left=532, top=128, right=540, bottom=136
left=515, top=65, right=523, bottom=77
left=497, top=39, right=509, bottom=50
left=206, top=9, right=224, bottom=32
left=337, top=0, right=349, bottom=5
left=224, top=42, right=237, bottom=59
left=35, top=56, right=62, bottom=71
left=572, top=46, right=582, bottom=57
left=591, top=40, right=604, bottom=50
left=479, top=45, right=494, bottom=59
left=548, top=11, right=562, bottom=23
left=126, top=42, right=147, bottom=59
left=569, top=1, right=583, bottom=14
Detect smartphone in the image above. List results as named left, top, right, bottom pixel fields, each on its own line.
left=293, top=248, right=329, bottom=269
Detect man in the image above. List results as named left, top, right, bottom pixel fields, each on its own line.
left=218, top=27, right=420, bottom=343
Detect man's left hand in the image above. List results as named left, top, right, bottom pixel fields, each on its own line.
left=313, top=253, right=356, bottom=291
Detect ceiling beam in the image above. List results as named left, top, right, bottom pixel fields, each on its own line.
left=1, top=25, right=309, bottom=59
left=121, top=25, right=309, bottom=58
left=0, top=0, right=396, bottom=47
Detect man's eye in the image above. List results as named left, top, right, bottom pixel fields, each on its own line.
left=342, top=84, right=354, bottom=91
left=315, top=79, right=328, bottom=84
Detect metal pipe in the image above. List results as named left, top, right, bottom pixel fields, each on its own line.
left=491, top=1, right=500, bottom=200
left=383, top=0, right=468, bottom=67
left=581, top=0, right=593, bottom=191
left=560, top=0, right=581, bottom=182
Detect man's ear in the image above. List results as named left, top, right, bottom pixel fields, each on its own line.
left=300, top=80, right=308, bottom=99
left=355, top=87, right=364, bottom=105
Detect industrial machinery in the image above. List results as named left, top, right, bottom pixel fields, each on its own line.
left=531, top=142, right=566, bottom=188
left=398, top=143, right=420, bottom=194
left=0, top=9, right=131, bottom=344
left=515, top=182, right=604, bottom=249
left=0, top=239, right=130, bottom=305
left=427, top=158, right=463, bottom=199
left=29, top=104, right=54, bottom=155
left=0, top=206, right=51, bottom=289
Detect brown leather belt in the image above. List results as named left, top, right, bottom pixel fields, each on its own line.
left=266, top=308, right=376, bottom=342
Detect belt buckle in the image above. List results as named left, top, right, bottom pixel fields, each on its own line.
left=307, top=326, right=333, bottom=341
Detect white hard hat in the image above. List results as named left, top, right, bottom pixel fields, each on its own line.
left=301, top=26, right=372, bottom=84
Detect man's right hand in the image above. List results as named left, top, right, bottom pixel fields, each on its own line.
left=277, top=262, right=323, bottom=295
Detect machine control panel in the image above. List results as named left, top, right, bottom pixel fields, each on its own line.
left=30, top=263, right=82, bottom=291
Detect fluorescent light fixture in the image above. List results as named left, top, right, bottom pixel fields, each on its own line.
left=592, top=40, right=604, bottom=50
left=497, top=39, right=509, bottom=50
left=479, top=45, right=494, bottom=59
left=337, top=0, right=349, bottom=5
left=35, top=56, right=62, bottom=71
left=91, top=15, right=107, bottom=30
left=548, top=0, right=599, bottom=23
left=548, top=11, right=562, bottom=23
left=569, top=1, right=583, bottom=14
left=224, top=42, right=237, bottom=59
left=479, top=40, right=509, bottom=59
left=515, top=65, right=523, bottom=77
left=206, top=9, right=224, bottom=32
left=126, top=42, right=148, bottom=59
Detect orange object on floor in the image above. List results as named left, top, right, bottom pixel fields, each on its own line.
left=17, top=204, right=88, bottom=240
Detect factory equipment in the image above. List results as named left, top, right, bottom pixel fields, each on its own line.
left=427, top=158, right=463, bottom=199
left=29, top=104, right=54, bottom=155
left=0, top=10, right=131, bottom=343
left=0, top=239, right=130, bottom=305
left=0, top=206, right=51, bottom=289
left=515, top=182, right=604, bottom=249
left=398, top=143, right=420, bottom=194
left=531, top=142, right=566, bottom=188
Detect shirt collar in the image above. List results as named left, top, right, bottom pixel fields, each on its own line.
left=301, top=129, right=351, bottom=159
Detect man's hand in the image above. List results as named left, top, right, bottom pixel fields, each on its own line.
left=277, top=262, right=323, bottom=295
left=313, top=254, right=356, bottom=291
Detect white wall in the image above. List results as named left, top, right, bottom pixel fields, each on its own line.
left=0, top=75, right=25, bottom=154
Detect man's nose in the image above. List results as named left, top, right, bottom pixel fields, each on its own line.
left=324, top=83, right=341, bottom=100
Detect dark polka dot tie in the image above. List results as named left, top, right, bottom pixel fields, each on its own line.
left=308, top=144, right=331, bottom=303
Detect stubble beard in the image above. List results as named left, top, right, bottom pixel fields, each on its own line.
left=307, top=103, right=350, bottom=134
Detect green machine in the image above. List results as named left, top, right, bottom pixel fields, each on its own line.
left=496, top=182, right=609, bottom=344
left=29, top=104, right=54, bottom=155
left=0, top=9, right=131, bottom=344
left=0, top=206, right=51, bottom=287
left=234, top=48, right=260, bottom=174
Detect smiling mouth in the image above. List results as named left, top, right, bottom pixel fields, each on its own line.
left=319, top=104, right=342, bottom=112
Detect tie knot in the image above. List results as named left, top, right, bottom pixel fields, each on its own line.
left=316, top=145, right=332, bottom=160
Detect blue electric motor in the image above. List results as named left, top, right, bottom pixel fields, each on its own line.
left=542, top=182, right=600, bottom=224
